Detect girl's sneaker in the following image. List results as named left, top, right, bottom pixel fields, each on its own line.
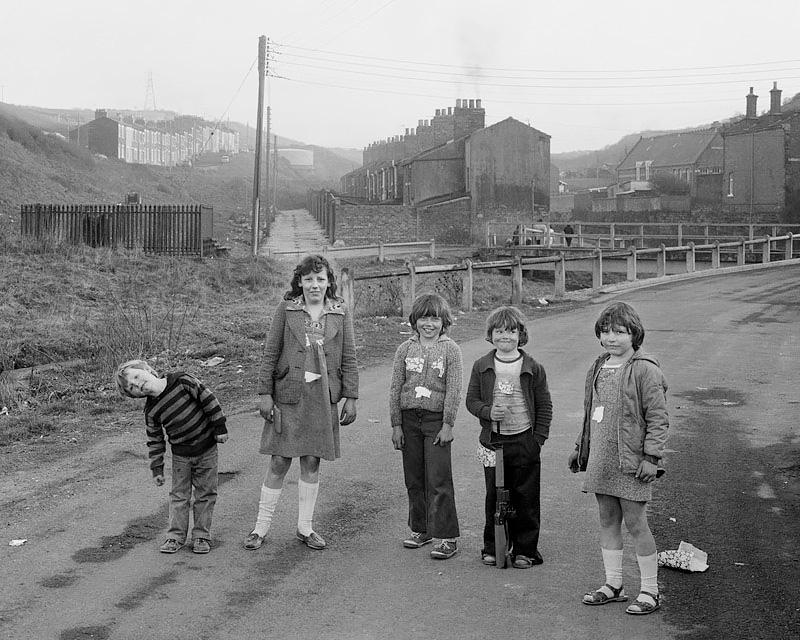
left=403, top=532, right=433, bottom=548
left=430, top=539, right=459, bottom=559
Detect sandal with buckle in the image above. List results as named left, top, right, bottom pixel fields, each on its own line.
left=626, top=591, right=660, bottom=615
left=582, top=583, right=628, bottom=606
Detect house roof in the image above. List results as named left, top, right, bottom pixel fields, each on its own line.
left=617, top=128, right=721, bottom=170
left=722, top=109, right=800, bottom=136
left=560, top=177, right=616, bottom=192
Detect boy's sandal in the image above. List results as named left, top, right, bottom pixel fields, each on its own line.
left=582, top=583, right=628, bottom=605
left=625, top=592, right=660, bottom=615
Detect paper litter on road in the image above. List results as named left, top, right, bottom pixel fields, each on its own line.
left=658, top=541, right=708, bottom=572
left=9, top=539, right=28, bottom=546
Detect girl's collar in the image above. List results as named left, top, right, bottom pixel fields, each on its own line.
left=286, top=295, right=345, bottom=314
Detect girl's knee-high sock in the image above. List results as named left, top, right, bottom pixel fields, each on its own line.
left=297, top=479, right=319, bottom=536
left=601, top=547, right=624, bottom=589
left=252, top=486, right=282, bottom=537
left=637, top=552, right=659, bottom=595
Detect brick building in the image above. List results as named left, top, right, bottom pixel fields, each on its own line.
left=336, top=100, right=550, bottom=245
left=722, top=83, right=800, bottom=216
left=70, top=110, right=239, bottom=167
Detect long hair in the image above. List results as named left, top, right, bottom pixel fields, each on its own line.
left=484, top=305, right=529, bottom=347
left=594, top=301, right=645, bottom=350
left=284, top=254, right=339, bottom=301
left=408, top=293, right=453, bottom=335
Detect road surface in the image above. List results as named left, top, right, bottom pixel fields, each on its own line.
left=1, top=264, right=799, bottom=640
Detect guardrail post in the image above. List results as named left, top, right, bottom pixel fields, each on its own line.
left=609, top=223, right=616, bottom=249
left=511, top=256, right=523, bottom=305
left=430, top=238, right=436, bottom=259
left=785, top=233, right=794, bottom=260
left=554, top=253, right=566, bottom=297
left=340, top=268, right=354, bottom=314
left=677, top=223, right=683, bottom=248
left=657, top=243, right=666, bottom=277
left=712, top=241, right=721, bottom=269
left=737, top=238, right=746, bottom=266
left=626, top=246, right=637, bottom=281
left=378, top=242, right=385, bottom=263
left=762, top=235, right=771, bottom=263
left=402, top=260, right=416, bottom=318
left=576, top=223, right=584, bottom=248
left=462, top=259, right=474, bottom=310
left=592, top=249, right=603, bottom=289
left=686, top=241, right=695, bottom=273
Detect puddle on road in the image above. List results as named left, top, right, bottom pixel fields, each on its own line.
left=60, top=625, right=111, bottom=640
left=672, top=386, right=745, bottom=407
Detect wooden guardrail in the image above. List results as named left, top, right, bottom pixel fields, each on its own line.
left=20, top=204, right=215, bottom=257
left=265, top=239, right=436, bottom=263
left=339, top=233, right=798, bottom=316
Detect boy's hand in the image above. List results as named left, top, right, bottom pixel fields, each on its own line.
left=154, top=475, right=165, bottom=486
left=433, top=423, right=454, bottom=446
left=216, top=434, right=228, bottom=444
left=567, top=450, right=580, bottom=473
left=391, top=425, right=404, bottom=450
left=489, top=404, right=506, bottom=421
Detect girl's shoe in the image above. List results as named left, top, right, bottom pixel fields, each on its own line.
left=626, top=592, right=660, bottom=615
left=159, top=538, right=182, bottom=554
left=481, top=551, right=496, bottom=566
left=243, top=532, right=264, bottom=550
left=582, top=583, right=628, bottom=605
left=430, top=539, right=458, bottom=559
left=296, top=529, right=326, bottom=550
left=403, top=532, right=433, bottom=548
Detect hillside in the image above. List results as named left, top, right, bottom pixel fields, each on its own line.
left=0, top=105, right=357, bottom=251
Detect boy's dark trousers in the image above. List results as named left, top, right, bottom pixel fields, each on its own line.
left=167, top=445, right=218, bottom=543
left=401, top=409, right=460, bottom=539
left=482, top=429, right=541, bottom=557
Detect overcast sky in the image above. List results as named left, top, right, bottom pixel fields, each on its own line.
left=2, top=0, right=799, bottom=154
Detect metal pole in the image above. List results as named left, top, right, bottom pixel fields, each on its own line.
left=250, top=35, right=266, bottom=256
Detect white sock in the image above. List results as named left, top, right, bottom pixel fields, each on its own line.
left=637, top=552, right=659, bottom=596
left=297, top=479, right=319, bottom=536
left=252, top=486, right=282, bottom=537
left=601, top=547, right=624, bottom=590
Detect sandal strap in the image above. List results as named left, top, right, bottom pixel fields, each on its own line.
left=584, top=583, right=624, bottom=602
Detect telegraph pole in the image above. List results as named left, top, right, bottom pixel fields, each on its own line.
left=272, top=134, right=278, bottom=213
left=264, top=105, right=271, bottom=236
left=250, top=35, right=267, bottom=256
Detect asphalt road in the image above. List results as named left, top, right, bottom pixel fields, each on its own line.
left=1, top=263, right=799, bottom=640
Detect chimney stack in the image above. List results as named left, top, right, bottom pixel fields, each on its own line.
left=770, top=81, right=782, bottom=115
left=745, top=87, right=758, bottom=119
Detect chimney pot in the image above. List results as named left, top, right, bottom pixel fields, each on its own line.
left=745, top=87, right=758, bottom=119
left=456, top=99, right=462, bottom=108
left=770, top=81, right=782, bottom=115
left=476, top=99, right=482, bottom=109
left=469, top=99, right=475, bottom=108
left=448, top=107, right=452, bottom=115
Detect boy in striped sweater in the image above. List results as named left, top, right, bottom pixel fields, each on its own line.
left=115, top=360, right=228, bottom=555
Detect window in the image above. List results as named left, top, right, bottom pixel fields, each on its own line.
left=727, top=173, right=734, bottom=197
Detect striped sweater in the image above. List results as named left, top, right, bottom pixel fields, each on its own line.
left=144, top=372, right=228, bottom=477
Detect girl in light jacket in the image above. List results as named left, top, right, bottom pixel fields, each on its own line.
left=568, top=301, right=668, bottom=616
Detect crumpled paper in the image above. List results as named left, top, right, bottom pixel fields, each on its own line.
left=658, top=541, right=708, bottom=572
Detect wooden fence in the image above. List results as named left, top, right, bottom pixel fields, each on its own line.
left=339, top=233, right=799, bottom=316
left=19, top=204, right=215, bottom=257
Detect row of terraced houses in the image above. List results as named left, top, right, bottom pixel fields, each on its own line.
left=69, top=110, right=240, bottom=167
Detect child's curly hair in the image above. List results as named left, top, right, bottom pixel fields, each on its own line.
left=285, top=254, right=339, bottom=301
left=408, top=293, right=453, bottom=335
left=114, top=359, right=157, bottom=398
left=484, top=306, right=529, bottom=347
left=594, top=301, right=645, bottom=350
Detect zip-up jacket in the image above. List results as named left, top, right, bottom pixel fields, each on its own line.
left=576, top=350, right=668, bottom=476
left=466, top=349, right=552, bottom=449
